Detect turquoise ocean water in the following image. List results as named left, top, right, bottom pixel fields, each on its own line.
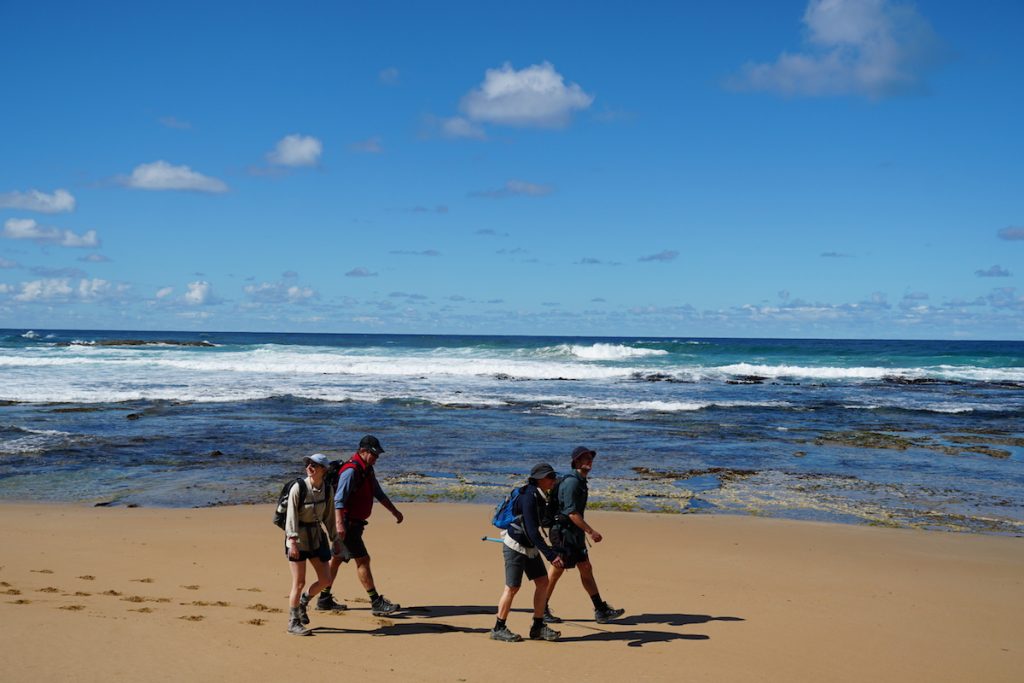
left=1, top=329, right=1021, bottom=534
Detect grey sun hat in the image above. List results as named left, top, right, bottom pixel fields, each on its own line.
left=529, top=463, right=557, bottom=481
left=303, top=453, right=330, bottom=468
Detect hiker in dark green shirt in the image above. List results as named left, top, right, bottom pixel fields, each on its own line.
left=545, top=446, right=625, bottom=624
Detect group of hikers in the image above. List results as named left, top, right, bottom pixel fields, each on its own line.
left=279, top=435, right=623, bottom=640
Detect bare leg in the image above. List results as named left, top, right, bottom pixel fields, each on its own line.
left=288, top=560, right=307, bottom=608
left=578, top=560, right=599, bottom=597
left=305, top=558, right=332, bottom=598
left=354, top=555, right=376, bottom=591
left=496, top=585, right=520, bottom=620
left=531, top=575, right=550, bottom=618
left=545, top=563, right=565, bottom=606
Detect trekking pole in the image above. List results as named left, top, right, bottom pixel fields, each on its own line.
left=481, top=536, right=503, bottom=543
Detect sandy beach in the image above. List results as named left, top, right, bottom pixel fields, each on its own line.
left=0, top=502, right=1021, bottom=682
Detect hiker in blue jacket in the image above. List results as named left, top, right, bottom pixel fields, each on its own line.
left=490, top=462, right=564, bottom=643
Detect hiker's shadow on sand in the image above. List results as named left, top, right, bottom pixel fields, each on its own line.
left=613, top=613, right=745, bottom=628
left=558, top=613, right=744, bottom=648
left=313, top=623, right=489, bottom=637
left=400, top=604, right=495, bottom=618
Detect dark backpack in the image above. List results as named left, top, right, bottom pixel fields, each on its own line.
left=539, top=475, right=566, bottom=529
left=492, top=485, right=527, bottom=530
left=272, top=478, right=308, bottom=530
left=324, top=459, right=345, bottom=493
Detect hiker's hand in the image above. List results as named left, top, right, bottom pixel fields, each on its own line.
left=337, top=526, right=347, bottom=541
left=332, top=538, right=342, bottom=556
left=552, top=555, right=565, bottom=569
left=288, top=542, right=300, bottom=560
left=589, top=529, right=603, bottom=543
left=393, top=509, right=404, bottom=524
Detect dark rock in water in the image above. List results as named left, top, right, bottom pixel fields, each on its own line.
left=725, top=375, right=766, bottom=385
left=127, top=503, right=140, bottom=508
left=209, top=450, right=224, bottom=457
left=793, top=451, right=807, bottom=457
left=633, top=466, right=757, bottom=482
left=961, top=446, right=1012, bottom=459
left=57, top=339, right=215, bottom=348
left=126, top=413, right=142, bottom=420
left=882, top=376, right=945, bottom=385
left=631, top=372, right=694, bottom=384
left=814, top=431, right=915, bottom=451
left=93, top=500, right=116, bottom=507
left=493, top=373, right=513, bottom=381
left=0, top=400, right=20, bottom=407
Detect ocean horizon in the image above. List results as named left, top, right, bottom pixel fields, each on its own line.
left=1, top=328, right=1021, bottom=535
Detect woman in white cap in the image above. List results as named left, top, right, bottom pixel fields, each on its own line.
left=284, top=453, right=340, bottom=636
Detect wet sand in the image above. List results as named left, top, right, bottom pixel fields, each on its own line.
left=0, top=503, right=1021, bottom=682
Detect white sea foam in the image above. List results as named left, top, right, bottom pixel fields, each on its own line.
left=543, top=343, right=668, bottom=361
left=0, top=427, right=74, bottom=455
left=716, top=363, right=895, bottom=381
left=21, top=330, right=39, bottom=339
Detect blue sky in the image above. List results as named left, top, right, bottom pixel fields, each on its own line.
left=1, top=0, right=1021, bottom=339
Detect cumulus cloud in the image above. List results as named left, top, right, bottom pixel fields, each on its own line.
left=267, top=134, right=323, bottom=167
left=13, top=278, right=73, bottom=301
left=998, top=226, right=1024, bottom=241
left=123, top=161, right=228, bottom=192
left=379, top=67, right=400, bottom=85
left=345, top=267, right=378, bottom=278
left=10, top=277, right=127, bottom=302
left=440, top=116, right=487, bottom=140
left=458, top=62, right=594, bottom=128
left=3, top=218, right=99, bottom=248
left=729, top=0, right=946, bottom=99
left=350, top=136, right=383, bottom=154
left=0, top=188, right=75, bottom=213
left=243, top=281, right=318, bottom=304
left=639, top=250, right=679, bottom=262
left=159, top=116, right=192, bottom=130
left=470, top=180, right=554, bottom=199
left=78, top=253, right=110, bottom=263
left=184, top=280, right=214, bottom=305
left=976, top=265, right=1011, bottom=278
left=155, top=286, right=174, bottom=299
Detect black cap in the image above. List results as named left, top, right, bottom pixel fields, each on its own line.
left=570, top=446, right=596, bottom=466
left=529, top=462, right=556, bottom=481
left=359, top=435, right=384, bottom=455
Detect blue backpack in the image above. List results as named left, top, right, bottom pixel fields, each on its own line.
left=492, top=485, right=527, bottom=530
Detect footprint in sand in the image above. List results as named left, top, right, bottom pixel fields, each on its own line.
left=11, top=599, right=31, bottom=605
left=236, top=587, right=261, bottom=592
left=130, top=607, right=154, bottom=613
left=37, top=587, right=61, bottom=593
left=130, top=578, right=155, bottom=583
left=121, top=595, right=171, bottom=604
left=30, top=569, right=54, bottom=574
left=179, top=615, right=204, bottom=622
left=101, top=590, right=123, bottom=597
left=1, top=581, right=12, bottom=587
left=181, top=585, right=200, bottom=590
left=60, top=605, right=86, bottom=611
left=245, top=618, right=265, bottom=626
left=185, top=600, right=230, bottom=607
left=73, top=591, right=91, bottom=597
left=3, top=589, right=20, bottom=596
left=77, top=575, right=96, bottom=581
left=246, top=603, right=283, bottom=614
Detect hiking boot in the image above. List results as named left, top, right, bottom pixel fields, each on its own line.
left=489, top=625, right=523, bottom=642
left=529, top=623, right=561, bottom=641
left=297, top=594, right=311, bottom=625
left=370, top=595, right=400, bottom=616
left=316, top=593, right=348, bottom=611
left=543, top=605, right=562, bottom=624
left=594, top=602, right=625, bottom=624
left=288, top=609, right=311, bottom=636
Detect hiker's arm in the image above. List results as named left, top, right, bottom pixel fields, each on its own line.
left=285, top=483, right=302, bottom=558
left=568, top=512, right=602, bottom=543
left=333, top=469, right=355, bottom=539
left=374, top=478, right=404, bottom=523
left=521, top=491, right=558, bottom=562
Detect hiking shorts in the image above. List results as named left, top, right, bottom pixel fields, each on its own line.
left=286, top=539, right=331, bottom=564
left=341, top=518, right=369, bottom=559
left=550, top=524, right=589, bottom=569
left=502, top=545, right=546, bottom=588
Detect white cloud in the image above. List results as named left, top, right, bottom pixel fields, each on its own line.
left=976, top=265, right=1011, bottom=278
left=730, top=0, right=945, bottom=99
left=124, top=161, right=228, bottom=192
left=155, top=286, right=174, bottom=299
left=0, top=283, right=9, bottom=294
left=0, top=257, right=19, bottom=268
left=243, top=281, right=318, bottom=304
left=14, top=278, right=74, bottom=302
left=458, top=62, right=594, bottom=128
left=350, top=136, right=383, bottom=154
left=78, top=253, right=110, bottom=263
left=441, top=116, right=487, bottom=140
left=345, top=267, right=378, bottom=278
left=470, top=179, right=554, bottom=199
left=379, top=67, right=400, bottom=85
left=3, top=218, right=99, bottom=248
left=639, top=250, right=679, bottom=262
left=267, top=134, right=323, bottom=167
left=184, top=280, right=213, bottom=305
left=0, top=188, right=76, bottom=213
left=998, top=226, right=1024, bottom=241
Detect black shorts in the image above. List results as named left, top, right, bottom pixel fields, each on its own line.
left=286, top=539, right=331, bottom=563
left=550, top=525, right=588, bottom=569
left=341, top=519, right=369, bottom=559
left=502, top=545, right=547, bottom=588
